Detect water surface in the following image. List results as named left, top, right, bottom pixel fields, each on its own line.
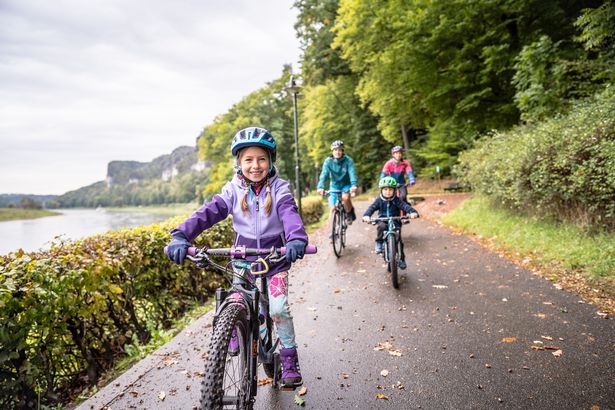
left=0, top=209, right=171, bottom=255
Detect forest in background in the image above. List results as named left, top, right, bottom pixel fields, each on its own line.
left=197, top=0, right=614, bottom=230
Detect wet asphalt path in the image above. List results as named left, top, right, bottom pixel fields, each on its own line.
left=78, top=200, right=615, bottom=410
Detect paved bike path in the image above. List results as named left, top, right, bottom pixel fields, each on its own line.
left=77, top=200, right=615, bottom=409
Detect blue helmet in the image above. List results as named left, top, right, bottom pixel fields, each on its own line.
left=231, top=127, right=277, bottom=161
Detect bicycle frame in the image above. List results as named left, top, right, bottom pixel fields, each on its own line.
left=325, top=190, right=348, bottom=257
left=368, top=216, right=408, bottom=289
left=182, top=244, right=317, bottom=408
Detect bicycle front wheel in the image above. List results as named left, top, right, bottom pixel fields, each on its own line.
left=388, top=235, right=399, bottom=289
left=332, top=210, right=343, bottom=257
left=200, top=303, right=252, bottom=410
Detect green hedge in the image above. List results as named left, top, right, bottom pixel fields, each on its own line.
left=0, top=217, right=233, bottom=409
left=300, top=195, right=325, bottom=226
left=457, top=87, right=615, bottom=230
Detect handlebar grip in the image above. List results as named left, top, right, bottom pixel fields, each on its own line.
left=187, top=247, right=197, bottom=256
left=278, top=244, right=318, bottom=255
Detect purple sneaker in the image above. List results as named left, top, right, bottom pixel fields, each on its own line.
left=280, top=347, right=302, bottom=387
left=228, top=327, right=239, bottom=357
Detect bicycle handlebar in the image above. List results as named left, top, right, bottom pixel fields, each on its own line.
left=367, top=215, right=411, bottom=222
left=185, top=244, right=317, bottom=258
left=322, top=189, right=356, bottom=197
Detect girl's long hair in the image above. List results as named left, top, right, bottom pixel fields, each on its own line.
left=240, top=177, right=272, bottom=215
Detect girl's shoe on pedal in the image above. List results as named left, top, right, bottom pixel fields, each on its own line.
left=280, top=347, right=302, bottom=388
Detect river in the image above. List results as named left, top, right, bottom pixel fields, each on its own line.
left=0, top=209, right=173, bottom=255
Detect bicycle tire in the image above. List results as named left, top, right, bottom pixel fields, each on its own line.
left=332, top=210, right=343, bottom=257
left=388, top=235, right=399, bottom=289
left=340, top=209, right=347, bottom=248
left=200, top=303, right=253, bottom=410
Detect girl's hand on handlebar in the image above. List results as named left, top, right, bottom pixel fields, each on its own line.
left=317, top=189, right=324, bottom=196
left=362, top=216, right=371, bottom=223
left=410, top=212, right=419, bottom=219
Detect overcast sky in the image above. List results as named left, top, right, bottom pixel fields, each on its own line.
left=0, top=0, right=301, bottom=195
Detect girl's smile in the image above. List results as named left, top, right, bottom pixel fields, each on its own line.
left=239, top=146, right=270, bottom=182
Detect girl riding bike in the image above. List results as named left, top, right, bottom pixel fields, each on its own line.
left=317, top=140, right=359, bottom=226
left=362, top=176, right=419, bottom=270
left=380, top=145, right=416, bottom=208
left=165, top=126, right=307, bottom=388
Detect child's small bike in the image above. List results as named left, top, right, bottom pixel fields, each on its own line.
left=171, top=244, right=316, bottom=409
left=325, top=190, right=348, bottom=258
left=368, top=216, right=409, bottom=289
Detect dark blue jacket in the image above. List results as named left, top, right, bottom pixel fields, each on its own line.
left=363, top=195, right=418, bottom=219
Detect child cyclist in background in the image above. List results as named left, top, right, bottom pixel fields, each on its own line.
left=381, top=145, right=416, bottom=207
left=362, top=176, right=419, bottom=270
left=317, top=140, right=358, bottom=225
left=165, top=127, right=307, bottom=388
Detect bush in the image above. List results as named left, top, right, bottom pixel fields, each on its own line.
left=300, top=195, right=325, bottom=226
left=0, top=218, right=233, bottom=409
left=457, top=87, right=615, bottom=230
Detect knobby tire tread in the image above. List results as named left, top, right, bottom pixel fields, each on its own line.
left=200, top=303, right=251, bottom=410
left=389, top=235, right=399, bottom=289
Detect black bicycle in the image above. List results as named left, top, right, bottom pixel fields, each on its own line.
left=325, top=190, right=348, bottom=258
left=368, top=216, right=409, bottom=289
left=175, top=244, right=316, bottom=409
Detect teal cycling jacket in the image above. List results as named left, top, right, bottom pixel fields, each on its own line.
left=317, top=155, right=358, bottom=190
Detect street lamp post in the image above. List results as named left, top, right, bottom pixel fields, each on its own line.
left=288, top=75, right=302, bottom=216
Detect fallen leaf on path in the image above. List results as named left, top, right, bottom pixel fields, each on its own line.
left=158, top=391, right=166, bottom=401
left=333, top=288, right=342, bottom=293
left=341, top=373, right=350, bottom=379
left=357, top=269, right=366, bottom=273
left=388, top=350, right=403, bottom=357
left=374, top=341, right=393, bottom=351
left=502, top=337, right=517, bottom=343
left=541, top=335, right=554, bottom=341
left=257, top=378, right=272, bottom=386
left=432, top=285, right=448, bottom=289
left=552, top=349, right=563, bottom=357
left=298, top=386, right=308, bottom=396
left=294, top=395, right=306, bottom=406
left=380, top=369, right=389, bottom=377
left=307, top=307, right=317, bottom=311
left=375, top=393, right=389, bottom=400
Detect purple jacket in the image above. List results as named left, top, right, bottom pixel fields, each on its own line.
left=173, top=174, right=308, bottom=276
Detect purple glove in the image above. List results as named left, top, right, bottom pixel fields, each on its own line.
left=285, top=239, right=306, bottom=263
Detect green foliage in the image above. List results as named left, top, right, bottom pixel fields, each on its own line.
left=0, top=218, right=232, bottom=408
left=332, top=0, right=598, bottom=171
left=294, top=0, right=351, bottom=86
left=457, top=87, right=615, bottom=230
left=57, top=171, right=208, bottom=208
left=299, top=195, right=325, bottom=226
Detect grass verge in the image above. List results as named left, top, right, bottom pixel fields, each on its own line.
left=0, top=208, right=61, bottom=222
left=443, top=195, right=615, bottom=314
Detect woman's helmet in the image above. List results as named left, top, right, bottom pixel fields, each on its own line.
left=378, top=176, right=398, bottom=189
left=330, top=140, right=344, bottom=150
left=231, top=127, right=277, bottom=161
left=391, top=145, right=404, bottom=154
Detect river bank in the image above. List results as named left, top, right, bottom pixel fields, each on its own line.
left=0, top=208, right=61, bottom=222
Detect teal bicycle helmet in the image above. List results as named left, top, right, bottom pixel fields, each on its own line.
left=231, top=127, right=277, bottom=161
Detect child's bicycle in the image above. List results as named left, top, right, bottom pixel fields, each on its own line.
left=367, top=216, right=409, bottom=289
left=169, top=244, right=317, bottom=409
left=324, top=190, right=349, bottom=258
